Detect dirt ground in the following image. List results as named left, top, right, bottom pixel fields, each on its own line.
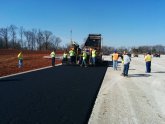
left=89, top=55, right=165, bottom=124
left=0, top=49, right=62, bottom=77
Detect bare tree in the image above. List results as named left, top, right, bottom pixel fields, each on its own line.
left=36, top=29, right=44, bottom=50
left=31, top=29, right=37, bottom=50
left=24, top=31, right=32, bottom=50
left=0, top=28, right=9, bottom=48
left=102, top=46, right=115, bottom=55
left=50, top=35, right=62, bottom=50
left=152, top=45, right=164, bottom=53
left=19, top=26, right=24, bottom=48
left=0, top=37, right=3, bottom=48
left=23, top=30, right=37, bottom=50
left=54, top=37, right=61, bottom=50
left=138, top=46, right=150, bottom=54
left=1, top=24, right=65, bottom=50
left=9, top=25, right=17, bottom=48
left=43, top=30, right=52, bottom=50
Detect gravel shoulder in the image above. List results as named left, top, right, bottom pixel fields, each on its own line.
left=88, top=55, right=165, bottom=124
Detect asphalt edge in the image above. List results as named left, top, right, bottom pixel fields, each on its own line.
left=0, top=63, right=62, bottom=79
left=87, top=67, right=110, bottom=124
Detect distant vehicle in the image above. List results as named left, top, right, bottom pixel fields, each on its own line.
left=153, top=53, right=160, bottom=57
left=82, top=34, right=103, bottom=64
left=133, top=54, right=138, bottom=57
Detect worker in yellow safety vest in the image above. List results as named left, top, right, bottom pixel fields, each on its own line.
left=80, top=50, right=87, bottom=67
left=17, top=51, right=23, bottom=68
left=69, top=49, right=75, bottom=64
left=62, top=51, right=68, bottom=64
left=91, top=48, right=96, bottom=66
left=50, top=50, right=56, bottom=66
left=144, top=52, right=152, bottom=73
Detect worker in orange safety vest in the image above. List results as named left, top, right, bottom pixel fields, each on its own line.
left=112, top=50, right=119, bottom=70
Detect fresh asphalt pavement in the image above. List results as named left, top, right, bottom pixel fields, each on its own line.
left=0, top=65, right=107, bottom=124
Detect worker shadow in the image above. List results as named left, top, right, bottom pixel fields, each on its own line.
left=96, top=61, right=109, bottom=67
left=108, top=61, right=123, bottom=67
left=64, top=63, right=79, bottom=66
left=128, top=74, right=151, bottom=77
left=108, top=61, right=113, bottom=67
left=63, top=61, right=111, bottom=67
left=151, top=71, right=165, bottom=73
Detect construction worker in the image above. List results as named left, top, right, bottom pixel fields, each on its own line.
left=145, top=52, right=152, bottom=73
left=69, top=48, right=75, bottom=64
left=80, top=50, right=87, bottom=67
left=122, top=52, right=131, bottom=77
left=112, top=50, right=119, bottom=70
left=91, top=48, right=96, bottom=66
left=50, top=50, right=56, bottom=66
left=62, top=51, right=68, bottom=64
left=17, top=51, right=23, bottom=68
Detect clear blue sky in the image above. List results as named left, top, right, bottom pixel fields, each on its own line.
left=1, top=0, right=165, bottom=48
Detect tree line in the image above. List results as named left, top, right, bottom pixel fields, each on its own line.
left=1, top=24, right=165, bottom=54
left=0, top=25, right=62, bottom=50
left=102, top=45, right=165, bottom=55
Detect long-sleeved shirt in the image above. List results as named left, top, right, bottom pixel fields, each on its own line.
left=123, top=54, right=131, bottom=64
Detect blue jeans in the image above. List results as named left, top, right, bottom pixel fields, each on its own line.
left=52, top=57, right=55, bottom=66
left=113, top=60, right=118, bottom=70
left=146, top=61, right=151, bottom=73
left=70, top=56, right=75, bottom=64
left=18, top=59, right=23, bottom=68
left=123, top=63, right=129, bottom=76
left=81, top=59, right=87, bottom=66
left=92, top=57, right=96, bottom=65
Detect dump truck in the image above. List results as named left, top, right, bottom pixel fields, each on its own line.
left=82, top=34, right=103, bottom=64
left=153, top=53, right=160, bottom=57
